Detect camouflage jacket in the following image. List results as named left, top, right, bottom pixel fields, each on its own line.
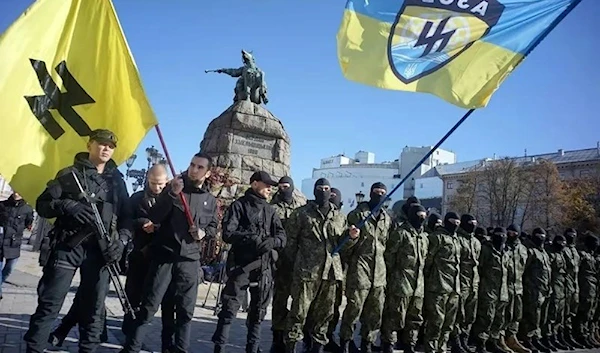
left=345, top=202, right=392, bottom=289
left=425, top=227, right=461, bottom=294
left=563, top=245, right=581, bottom=296
left=523, top=247, right=552, bottom=297
left=578, top=250, right=598, bottom=299
left=284, top=201, right=355, bottom=282
left=506, top=238, right=528, bottom=295
left=549, top=249, right=567, bottom=299
left=478, top=242, right=509, bottom=302
left=385, top=221, right=428, bottom=297
left=271, top=195, right=305, bottom=235
left=457, top=227, right=481, bottom=293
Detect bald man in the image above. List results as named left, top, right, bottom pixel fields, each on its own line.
left=122, top=164, right=178, bottom=351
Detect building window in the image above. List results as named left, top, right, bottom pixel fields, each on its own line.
left=420, top=183, right=424, bottom=188
left=447, top=181, right=454, bottom=189
left=361, top=182, right=364, bottom=187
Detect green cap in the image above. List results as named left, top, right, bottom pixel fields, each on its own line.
left=89, top=129, right=118, bottom=147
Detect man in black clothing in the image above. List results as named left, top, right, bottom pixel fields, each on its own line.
left=122, top=164, right=178, bottom=351
left=0, top=192, right=34, bottom=298
left=121, top=152, right=218, bottom=353
left=212, top=171, right=286, bottom=353
left=24, top=129, right=132, bottom=353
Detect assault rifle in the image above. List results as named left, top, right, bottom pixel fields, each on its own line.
left=69, top=171, right=136, bottom=319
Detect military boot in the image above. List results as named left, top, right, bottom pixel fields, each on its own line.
left=324, top=334, right=341, bottom=353
left=460, top=333, right=474, bottom=353
left=505, top=335, right=531, bottom=353
left=380, top=342, right=393, bottom=353
left=519, top=337, right=539, bottom=353
left=360, top=340, right=372, bottom=353
left=564, top=329, right=584, bottom=349
left=340, top=340, right=351, bottom=353
left=531, top=337, right=550, bottom=353
left=497, top=336, right=514, bottom=353
left=486, top=339, right=509, bottom=353
left=48, top=325, right=70, bottom=347
left=548, top=335, right=567, bottom=351
left=474, top=338, right=489, bottom=353
left=555, top=331, right=572, bottom=350
left=271, top=331, right=286, bottom=353
left=214, top=345, right=225, bottom=353
left=540, top=337, right=557, bottom=352
left=310, top=341, right=325, bottom=353
left=586, top=334, right=600, bottom=348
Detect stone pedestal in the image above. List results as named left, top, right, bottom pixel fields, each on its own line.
left=200, top=100, right=306, bottom=203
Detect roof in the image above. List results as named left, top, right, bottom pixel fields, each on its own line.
left=435, top=147, right=600, bottom=177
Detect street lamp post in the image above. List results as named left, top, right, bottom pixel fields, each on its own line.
left=355, top=191, right=365, bottom=204
left=125, top=145, right=166, bottom=192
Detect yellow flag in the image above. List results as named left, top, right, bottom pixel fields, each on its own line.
left=0, top=0, right=158, bottom=204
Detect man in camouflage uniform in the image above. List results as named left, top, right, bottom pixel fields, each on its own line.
left=284, top=178, right=360, bottom=353
left=519, top=228, right=552, bottom=353
left=502, top=224, right=530, bottom=353
left=575, top=234, right=600, bottom=348
left=543, top=234, right=570, bottom=350
left=271, top=176, right=305, bottom=353
left=451, top=214, right=481, bottom=353
left=339, top=182, right=391, bottom=353
left=397, top=196, right=420, bottom=225
left=425, top=212, right=442, bottom=235
left=380, top=204, right=428, bottom=353
left=423, top=212, right=462, bottom=353
left=471, top=227, right=510, bottom=353
left=562, top=228, right=584, bottom=349
left=474, top=226, right=489, bottom=244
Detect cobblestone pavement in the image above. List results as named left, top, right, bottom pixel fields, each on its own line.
left=0, top=238, right=595, bottom=352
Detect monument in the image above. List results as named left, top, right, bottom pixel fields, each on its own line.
left=201, top=50, right=306, bottom=206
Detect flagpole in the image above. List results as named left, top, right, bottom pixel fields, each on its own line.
left=332, top=0, right=583, bottom=254
left=154, top=124, right=195, bottom=227
left=332, top=108, right=475, bottom=254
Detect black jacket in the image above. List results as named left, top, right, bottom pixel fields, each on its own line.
left=0, top=196, right=34, bottom=259
left=130, top=188, right=161, bottom=252
left=36, top=152, right=132, bottom=247
left=222, top=189, right=286, bottom=267
left=148, top=173, right=218, bottom=261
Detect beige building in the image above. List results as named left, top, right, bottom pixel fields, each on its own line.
left=421, top=145, right=600, bottom=223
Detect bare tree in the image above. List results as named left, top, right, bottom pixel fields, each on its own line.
left=524, top=160, right=565, bottom=234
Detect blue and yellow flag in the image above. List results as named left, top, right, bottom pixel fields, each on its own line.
left=0, top=0, right=158, bottom=204
left=337, top=0, right=581, bottom=109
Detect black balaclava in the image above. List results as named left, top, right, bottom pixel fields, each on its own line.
left=427, top=212, right=442, bottom=231
left=507, top=224, right=520, bottom=243
left=474, top=226, right=488, bottom=242
left=492, top=227, right=507, bottom=251
left=584, top=234, right=599, bottom=253
left=486, top=227, right=494, bottom=236
left=314, top=178, right=331, bottom=208
left=444, top=212, right=460, bottom=234
left=459, top=214, right=476, bottom=234
left=402, top=196, right=421, bottom=217
left=278, top=176, right=294, bottom=204
left=564, top=228, right=577, bottom=245
left=531, top=227, right=547, bottom=248
left=407, top=204, right=427, bottom=230
left=330, top=188, right=342, bottom=210
left=553, top=234, right=567, bottom=252
left=368, top=182, right=387, bottom=209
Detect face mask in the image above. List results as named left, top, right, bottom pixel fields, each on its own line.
left=491, top=233, right=507, bottom=251
left=462, top=223, right=476, bottom=234
left=565, top=233, right=576, bottom=245
left=554, top=242, right=566, bottom=251
left=280, top=188, right=293, bottom=203
left=315, top=190, right=331, bottom=207
left=369, top=192, right=384, bottom=209
left=532, top=234, right=546, bottom=248
left=445, top=220, right=459, bottom=234
left=408, top=214, right=425, bottom=230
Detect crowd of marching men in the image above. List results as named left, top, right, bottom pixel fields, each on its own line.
left=1, top=129, right=599, bottom=353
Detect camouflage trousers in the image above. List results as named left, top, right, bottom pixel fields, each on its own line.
left=502, top=292, right=523, bottom=338
left=286, top=278, right=337, bottom=345
left=271, top=268, right=293, bottom=332
left=380, top=293, right=424, bottom=346
left=423, top=291, right=459, bottom=353
left=542, top=294, right=565, bottom=337
left=306, top=281, right=343, bottom=337
left=563, top=290, right=578, bottom=331
left=520, top=291, right=549, bottom=339
left=453, top=288, right=478, bottom=337
left=472, top=295, right=507, bottom=342
left=339, top=286, right=385, bottom=343
left=574, top=293, right=597, bottom=337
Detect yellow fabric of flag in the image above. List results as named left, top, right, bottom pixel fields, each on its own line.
left=0, top=0, right=158, bottom=205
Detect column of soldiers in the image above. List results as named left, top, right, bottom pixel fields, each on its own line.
left=15, top=129, right=600, bottom=353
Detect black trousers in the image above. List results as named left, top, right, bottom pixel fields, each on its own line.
left=121, top=258, right=199, bottom=353
left=212, top=269, right=273, bottom=352
left=52, top=291, right=108, bottom=341
left=123, top=251, right=177, bottom=349
left=24, top=242, right=110, bottom=353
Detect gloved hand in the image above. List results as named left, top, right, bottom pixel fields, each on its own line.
left=103, top=238, right=125, bottom=264
left=60, top=200, right=95, bottom=224
left=256, top=238, right=275, bottom=255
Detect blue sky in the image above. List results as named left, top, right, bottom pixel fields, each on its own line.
left=1, top=0, right=598, bottom=186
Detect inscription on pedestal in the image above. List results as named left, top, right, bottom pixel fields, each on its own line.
left=230, top=134, right=275, bottom=159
